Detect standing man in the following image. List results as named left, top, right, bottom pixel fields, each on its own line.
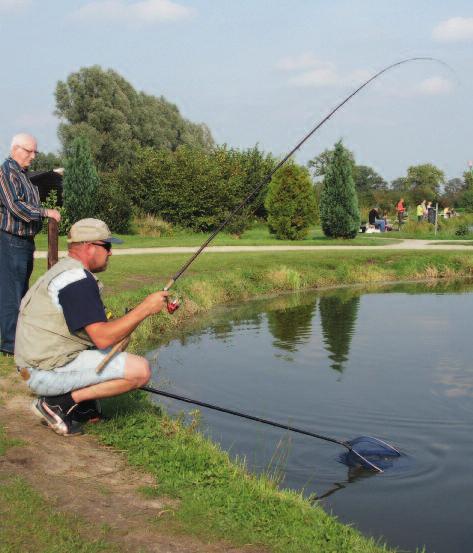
left=0, top=133, right=61, bottom=355
left=395, top=197, right=405, bottom=228
left=15, top=218, right=169, bottom=436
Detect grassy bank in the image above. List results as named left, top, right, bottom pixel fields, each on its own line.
left=84, top=249, right=472, bottom=551
left=8, top=249, right=472, bottom=552
left=90, top=249, right=473, bottom=350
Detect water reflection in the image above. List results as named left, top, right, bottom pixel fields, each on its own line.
left=319, top=290, right=360, bottom=373
left=151, top=278, right=473, bottom=553
left=267, top=296, right=316, bottom=353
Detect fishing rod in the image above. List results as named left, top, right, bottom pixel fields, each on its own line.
left=96, top=56, right=445, bottom=373
left=141, top=385, right=401, bottom=472
left=162, top=56, right=445, bottom=292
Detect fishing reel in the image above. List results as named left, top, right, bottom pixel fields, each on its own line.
left=166, top=296, right=180, bottom=314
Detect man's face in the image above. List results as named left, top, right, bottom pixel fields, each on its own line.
left=88, top=242, right=112, bottom=273
left=12, top=138, right=38, bottom=168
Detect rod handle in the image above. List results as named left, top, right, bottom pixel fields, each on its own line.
left=95, top=335, right=131, bottom=374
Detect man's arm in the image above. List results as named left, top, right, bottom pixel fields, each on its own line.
left=85, top=291, right=169, bottom=349
left=0, top=168, right=47, bottom=222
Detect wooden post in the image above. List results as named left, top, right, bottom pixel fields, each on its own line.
left=47, top=218, right=58, bottom=269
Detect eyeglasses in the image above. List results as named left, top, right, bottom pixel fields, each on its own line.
left=19, top=146, right=39, bottom=155
left=91, top=242, right=112, bottom=252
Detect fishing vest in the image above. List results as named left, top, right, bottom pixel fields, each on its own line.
left=15, top=256, right=103, bottom=370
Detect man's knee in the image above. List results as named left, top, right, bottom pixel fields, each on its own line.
left=125, top=354, right=151, bottom=387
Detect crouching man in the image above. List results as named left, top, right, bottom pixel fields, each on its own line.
left=14, top=218, right=169, bottom=436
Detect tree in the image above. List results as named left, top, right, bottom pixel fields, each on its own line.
left=55, top=65, right=214, bottom=171
left=63, top=137, right=100, bottom=224
left=443, top=177, right=466, bottom=207
left=29, top=152, right=64, bottom=172
left=390, top=177, right=408, bottom=192
left=353, top=165, right=387, bottom=207
left=319, top=141, right=360, bottom=238
left=308, top=147, right=355, bottom=178
left=461, top=171, right=473, bottom=212
left=127, top=145, right=274, bottom=233
left=404, top=164, right=445, bottom=204
left=265, top=162, right=318, bottom=240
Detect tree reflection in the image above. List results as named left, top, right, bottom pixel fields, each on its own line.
left=266, top=295, right=316, bottom=353
left=319, top=290, right=360, bottom=373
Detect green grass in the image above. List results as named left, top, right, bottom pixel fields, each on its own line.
left=0, top=423, right=24, bottom=456
left=91, top=395, right=392, bottom=553
left=11, top=249, right=472, bottom=552
left=0, top=474, right=122, bottom=553
left=34, top=223, right=401, bottom=250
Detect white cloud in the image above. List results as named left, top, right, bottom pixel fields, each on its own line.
left=0, top=0, right=30, bottom=13
left=414, top=76, right=453, bottom=95
left=289, top=65, right=340, bottom=87
left=388, top=76, right=454, bottom=98
left=277, top=53, right=372, bottom=89
left=276, top=52, right=321, bottom=71
left=432, top=17, right=473, bottom=42
left=72, top=0, right=193, bottom=25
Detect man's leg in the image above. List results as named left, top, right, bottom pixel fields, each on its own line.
left=71, top=353, right=151, bottom=403
left=0, top=232, right=34, bottom=353
left=29, top=351, right=150, bottom=436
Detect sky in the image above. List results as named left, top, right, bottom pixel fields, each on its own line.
left=0, top=0, right=472, bottom=181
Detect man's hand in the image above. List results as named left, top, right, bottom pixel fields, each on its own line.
left=46, top=208, right=61, bottom=222
left=140, top=291, right=169, bottom=316
left=85, top=291, right=170, bottom=349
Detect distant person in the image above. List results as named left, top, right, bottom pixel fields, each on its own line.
left=0, top=133, right=61, bottom=356
left=416, top=201, right=426, bottom=222
left=382, top=210, right=392, bottom=231
left=368, top=207, right=385, bottom=232
left=395, top=198, right=405, bottom=227
left=443, top=206, right=451, bottom=219
left=427, top=202, right=436, bottom=224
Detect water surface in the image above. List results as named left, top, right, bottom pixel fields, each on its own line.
left=148, top=281, right=473, bottom=553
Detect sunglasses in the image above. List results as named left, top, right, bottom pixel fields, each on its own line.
left=91, top=242, right=112, bottom=252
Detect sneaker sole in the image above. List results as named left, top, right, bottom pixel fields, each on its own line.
left=30, top=400, right=83, bottom=437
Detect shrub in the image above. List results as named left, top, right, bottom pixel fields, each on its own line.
left=320, top=141, right=360, bottom=238
left=265, top=162, right=317, bottom=240
left=63, top=136, right=99, bottom=224
left=126, top=145, right=275, bottom=234
left=133, top=212, right=173, bottom=237
left=40, top=189, right=71, bottom=235
left=95, top=170, right=133, bottom=233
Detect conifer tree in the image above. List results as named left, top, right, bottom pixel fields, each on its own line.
left=265, top=162, right=317, bottom=240
left=63, top=136, right=100, bottom=224
left=319, top=141, right=360, bottom=238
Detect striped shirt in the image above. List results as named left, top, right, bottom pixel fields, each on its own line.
left=0, top=157, right=46, bottom=237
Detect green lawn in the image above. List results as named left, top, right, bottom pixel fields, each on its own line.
left=34, top=224, right=401, bottom=250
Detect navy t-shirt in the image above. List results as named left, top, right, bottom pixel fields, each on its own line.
left=58, top=270, right=107, bottom=333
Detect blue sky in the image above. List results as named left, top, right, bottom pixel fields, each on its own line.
left=0, top=0, right=472, bottom=181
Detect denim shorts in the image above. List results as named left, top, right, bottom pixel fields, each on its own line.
left=25, top=348, right=127, bottom=396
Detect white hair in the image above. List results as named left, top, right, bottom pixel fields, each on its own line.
left=11, top=133, right=37, bottom=150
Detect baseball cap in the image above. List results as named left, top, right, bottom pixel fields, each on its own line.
left=67, top=218, right=123, bottom=244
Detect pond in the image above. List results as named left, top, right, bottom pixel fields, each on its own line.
left=147, top=281, right=473, bottom=553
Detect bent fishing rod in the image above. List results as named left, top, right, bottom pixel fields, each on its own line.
left=162, top=56, right=444, bottom=291
left=96, top=56, right=445, bottom=373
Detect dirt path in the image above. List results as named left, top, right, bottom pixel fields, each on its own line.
left=33, top=239, right=473, bottom=259
left=0, top=368, right=266, bottom=553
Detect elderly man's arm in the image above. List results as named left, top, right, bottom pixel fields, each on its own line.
left=0, top=169, right=60, bottom=222
left=85, top=291, right=169, bottom=349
